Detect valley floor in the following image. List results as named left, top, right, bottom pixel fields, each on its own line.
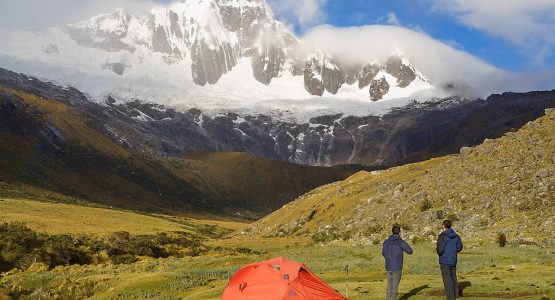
left=0, top=198, right=553, bottom=299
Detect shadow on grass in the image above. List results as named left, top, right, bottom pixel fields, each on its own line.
left=399, top=285, right=430, bottom=300
left=459, top=281, right=471, bottom=297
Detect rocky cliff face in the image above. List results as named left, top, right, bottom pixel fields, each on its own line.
left=358, top=63, right=381, bottom=89
left=385, top=55, right=417, bottom=88
left=57, top=0, right=431, bottom=101
left=2, top=68, right=553, bottom=168
left=369, top=76, right=390, bottom=101
left=302, top=53, right=427, bottom=99
left=64, top=0, right=299, bottom=87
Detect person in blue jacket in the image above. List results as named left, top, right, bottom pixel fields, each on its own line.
left=436, top=219, right=463, bottom=299
left=382, top=225, right=413, bottom=300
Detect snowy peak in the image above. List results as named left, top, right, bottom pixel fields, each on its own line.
left=65, top=9, right=136, bottom=53
left=72, top=8, right=131, bottom=36
left=303, top=52, right=431, bottom=100
left=0, top=0, right=439, bottom=119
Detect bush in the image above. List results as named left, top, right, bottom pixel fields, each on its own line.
left=363, top=224, right=382, bottom=236
left=395, top=222, right=411, bottom=231
left=0, top=223, right=207, bottom=271
left=40, top=234, right=91, bottom=268
left=498, top=233, right=507, bottom=247
left=0, top=222, right=43, bottom=271
left=111, top=254, right=138, bottom=265
left=420, top=199, right=433, bottom=211
left=234, top=247, right=261, bottom=255
left=435, top=210, right=445, bottom=220
left=446, top=213, right=459, bottom=221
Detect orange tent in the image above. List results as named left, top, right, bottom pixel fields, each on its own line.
left=221, top=257, right=349, bottom=300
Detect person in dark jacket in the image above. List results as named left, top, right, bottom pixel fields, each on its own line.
left=382, top=225, right=413, bottom=300
left=436, top=219, right=463, bottom=300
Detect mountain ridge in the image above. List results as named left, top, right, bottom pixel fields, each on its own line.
left=0, top=82, right=368, bottom=218
left=243, top=108, right=555, bottom=245
left=0, top=67, right=553, bottom=167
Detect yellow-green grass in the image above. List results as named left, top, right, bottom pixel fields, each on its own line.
left=154, top=214, right=249, bottom=232
left=0, top=198, right=244, bottom=236
left=1, top=242, right=553, bottom=299
left=247, top=109, right=555, bottom=243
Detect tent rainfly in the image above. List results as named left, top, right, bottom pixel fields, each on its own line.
left=221, top=257, right=349, bottom=300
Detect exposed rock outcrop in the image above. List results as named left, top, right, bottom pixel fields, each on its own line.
left=251, top=46, right=286, bottom=85
left=358, top=63, right=380, bottom=89
left=304, top=57, right=325, bottom=96
left=191, top=40, right=239, bottom=85
left=304, top=56, right=345, bottom=95
left=103, top=63, right=126, bottom=75
left=369, top=76, right=390, bottom=101
left=386, top=55, right=416, bottom=88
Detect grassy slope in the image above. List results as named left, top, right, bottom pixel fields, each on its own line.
left=0, top=85, right=362, bottom=218
left=0, top=85, right=207, bottom=213
left=247, top=109, right=555, bottom=244
left=179, top=151, right=363, bottom=216
left=0, top=198, right=247, bottom=236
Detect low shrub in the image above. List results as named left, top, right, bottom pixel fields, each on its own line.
left=0, top=222, right=207, bottom=271
left=420, top=199, right=432, bottom=211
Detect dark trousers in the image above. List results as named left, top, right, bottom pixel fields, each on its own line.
left=440, top=264, right=459, bottom=299
left=386, top=270, right=402, bottom=300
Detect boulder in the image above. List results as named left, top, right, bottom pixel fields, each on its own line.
left=460, top=147, right=473, bottom=157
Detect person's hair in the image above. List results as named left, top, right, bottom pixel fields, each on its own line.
left=392, top=225, right=401, bottom=235
left=443, top=220, right=452, bottom=228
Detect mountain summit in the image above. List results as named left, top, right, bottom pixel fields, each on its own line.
left=0, top=0, right=438, bottom=119
left=64, top=0, right=429, bottom=98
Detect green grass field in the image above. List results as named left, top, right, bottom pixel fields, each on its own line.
left=1, top=241, right=553, bottom=299
left=0, top=198, right=554, bottom=299
left=0, top=197, right=245, bottom=236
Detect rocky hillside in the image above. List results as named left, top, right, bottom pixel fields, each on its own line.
left=0, top=84, right=366, bottom=219
left=1, top=68, right=553, bottom=167
left=245, top=109, right=555, bottom=246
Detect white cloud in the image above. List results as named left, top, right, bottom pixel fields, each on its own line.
left=386, top=12, right=400, bottom=25
left=0, top=0, right=169, bottom=29
left=299, top=25, right=553, bottom=96
left=267, top=0, right=327, bottom=30
left=429, top=0, right=555, bottom=65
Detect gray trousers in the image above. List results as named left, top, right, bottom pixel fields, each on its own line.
left=440, top=264, right=459, bottom=300
left=386, top=270, right=402, bottom=300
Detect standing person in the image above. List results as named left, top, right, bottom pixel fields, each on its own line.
left=436, top=220, right=463, bottom=300
left=382, top=225, right=414, bottom=300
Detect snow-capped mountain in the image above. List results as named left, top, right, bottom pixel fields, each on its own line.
left=0, top=0, right=437, bottom=122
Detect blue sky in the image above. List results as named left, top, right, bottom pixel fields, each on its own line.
left=269, top=0, right=555, bottom=74
left=323, top=1, right=518, bottom=70
left=1, top=0, right=554, bottom=77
